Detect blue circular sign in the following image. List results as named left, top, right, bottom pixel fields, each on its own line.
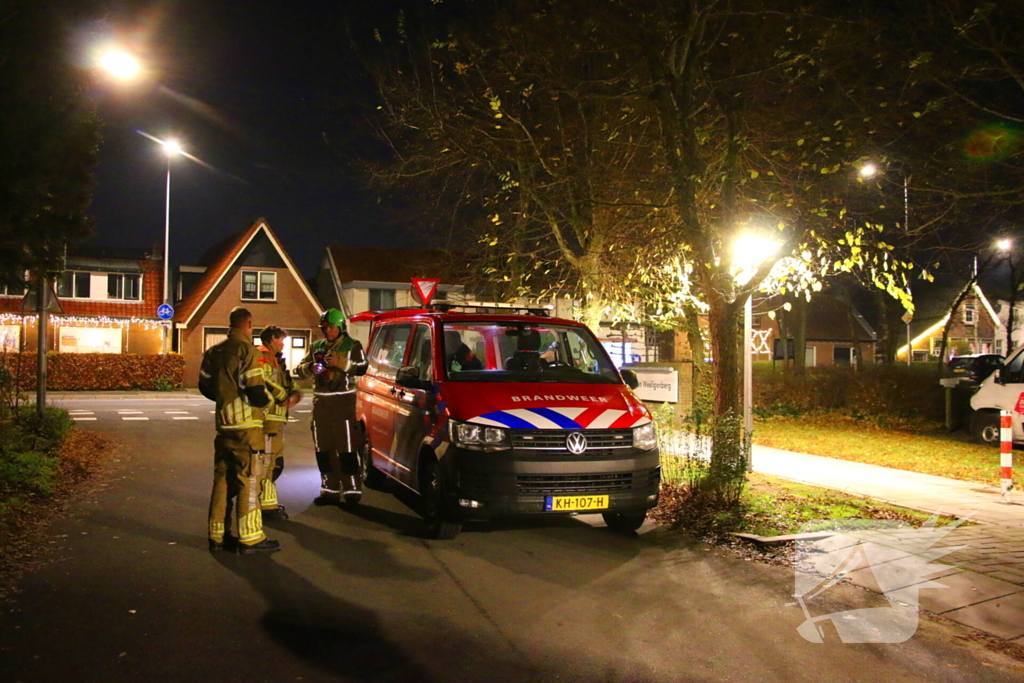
left=157, top=304, right=174, bottom=320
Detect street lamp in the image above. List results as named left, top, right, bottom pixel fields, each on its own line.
left=998, top=238, right=1016, bottom=356
left=160, top=138, right=181, bottom=355
left=734, top=232, right=782, bottom=462
left=98, top=49, right=141, bottom=81
left=859, top=161, right=912, bottom=364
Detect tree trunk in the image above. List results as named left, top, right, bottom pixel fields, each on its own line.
left=681, top=302, right=707, bottom=395
left=707, top=292, right=742, bottom=419
left=792, top=297, right=808, bottom=373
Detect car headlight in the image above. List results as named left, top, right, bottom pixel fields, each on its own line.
left=632, top=422, right=657, bottom=451
left=450, top=420, right=511, bottom=451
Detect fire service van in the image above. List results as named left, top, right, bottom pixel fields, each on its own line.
left=970, top=344, right=1024, bottom=445
left=351, top=304, right=660, bottom=539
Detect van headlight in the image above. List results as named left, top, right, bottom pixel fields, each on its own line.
left=450, top=420, right=511, bottom=451
left=632, top=422, right=657, bottom=451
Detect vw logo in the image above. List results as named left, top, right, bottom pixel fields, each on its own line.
left=566, top=432, right=587, bottom=455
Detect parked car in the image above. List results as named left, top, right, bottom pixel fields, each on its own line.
left=969, top=349, right=1019, bottom=445
left=350, top=303, right=660, bottom=539
left=945, top=353, right=1003, bottom=387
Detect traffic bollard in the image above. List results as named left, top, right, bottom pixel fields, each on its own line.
left=1000, top=410, right=1013, bottom=504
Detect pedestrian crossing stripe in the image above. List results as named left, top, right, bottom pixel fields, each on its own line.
left=122, top=416, right=149, bottom=421
left=72, top=417, right=97, bottom=421
left=118, top=411, right=143, bottom=414
left=165, top=411, right=190, bottom=414
left=172, top=416, right=199, bottom=420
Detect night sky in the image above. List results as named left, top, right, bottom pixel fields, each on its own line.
left=85, top=0, right=403, bottom=278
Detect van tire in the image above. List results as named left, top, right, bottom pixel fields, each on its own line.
left=360, top=442, right=387, bottom=491
left=971, top=411, right=1001, bottom=447
left=421, top=459, right=461, bottom=540
left=602, top=511, right=647, bottom=533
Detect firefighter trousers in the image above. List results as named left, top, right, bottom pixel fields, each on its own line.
left=259, top=427, right=285, bottom=510
left=209, top=429, right=266, bottom=545
left=315, top=450, right=360, bottom=498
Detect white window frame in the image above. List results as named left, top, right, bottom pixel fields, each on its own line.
left=106, top=273, right=142, bottom=301
left=57, top=271, right=92, bottom=299
left=964, top=302, right=976, bottom=325
left=241, top=270, right=277, bottom=302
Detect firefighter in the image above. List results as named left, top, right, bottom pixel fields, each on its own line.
left=198, top=307, right=280, bottom=554
left=295, top=308, right=368, bottom=505
left=256, top=325, right=302, bottom=521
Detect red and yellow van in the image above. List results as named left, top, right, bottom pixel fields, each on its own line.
left=352, top=304, right=660, bottom=539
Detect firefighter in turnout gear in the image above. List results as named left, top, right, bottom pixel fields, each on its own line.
left=198, top=307, right=280, bottom=554
left=295, top=308, right=368, bottom=505
left=256, top=325, right=302, bottom=521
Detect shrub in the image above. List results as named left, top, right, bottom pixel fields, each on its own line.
left=753, top=363, right=945, bottom=422
left=0, top=353, right=184, bottom=391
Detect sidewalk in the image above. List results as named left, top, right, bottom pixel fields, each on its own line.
left=752, top=444, right=1024, bottom=643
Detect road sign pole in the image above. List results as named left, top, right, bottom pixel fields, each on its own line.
left=1000, top=409, right=1014, bottom=504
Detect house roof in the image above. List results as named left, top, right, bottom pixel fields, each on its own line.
left=757, top=292, right=877, bottom=342
left=326, top=246, right=460, bottom=285
left=174, top=218, right=321, bottom=327
left=906, top=274, right=1002, bottom=338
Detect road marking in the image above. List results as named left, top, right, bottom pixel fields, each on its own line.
left=72, top=417, right=97, bottom=421
left=122, top=416, right=149, bottom=421
left=209, top=411, right=215, bottom=414
left=118, top=411, right=143, bottom=414
left=68, top=411, right=94, bottom=415
left=288, top=418, right=299, bottom=422
left=297, top=410, right=311, bottom=413
left=165, top=411, right=190, bottom=414
left=173, top=416, right=200, bottom=420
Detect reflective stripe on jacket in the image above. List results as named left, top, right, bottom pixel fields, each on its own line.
left=257, top=345, right=292, bottom=423
left=200, top=328, right=268, bottom=431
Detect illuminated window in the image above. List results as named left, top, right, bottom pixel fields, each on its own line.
left=58, top=326, right=122, bottom=353
left=241, top=271, right=276, bottom=301
left=964, top=302, right=976, bottom=325
left=0, top=325, right=20, bottom=351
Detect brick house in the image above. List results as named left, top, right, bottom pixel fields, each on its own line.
left=315, top=245, right=470, bottom=345
left=899, top=278, right=1004, bottom=362
left=755, top=293, right=878, bottom=367
left=173, top=219, right=323, bottom=386
left=0, top=245, right=165, bottom=355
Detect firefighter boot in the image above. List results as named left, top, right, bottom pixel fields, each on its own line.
left=342, top=473, right=362, bottom=505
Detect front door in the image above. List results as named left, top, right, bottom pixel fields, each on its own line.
left=391, top=323, right=435, bottom=489
left=362, top=323, right=413, bottom=479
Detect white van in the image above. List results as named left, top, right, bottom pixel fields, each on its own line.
left=969, top=346, right=1024, bottom=445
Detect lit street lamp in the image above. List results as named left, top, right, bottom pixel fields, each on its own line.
left=734, top=233, right=781, bottom=463
left=860, top=161, right=912, bottom=365
left=99, top=50, right=141, bottom=81
left=160, top=138, right=181, bottom=355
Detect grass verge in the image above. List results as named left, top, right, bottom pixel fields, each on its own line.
left=651, top=472, right=958, bottom=542
left=753, top=412, right=1002, bottom=487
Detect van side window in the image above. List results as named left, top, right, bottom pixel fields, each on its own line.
left=410, top=324, right=433, bottom=382
left=368, top=323, right=413, bottom=381
left=1004, top=352, right=1024, bottom=383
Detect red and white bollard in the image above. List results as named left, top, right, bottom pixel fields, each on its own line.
left=1000, top=410, right=1014, bottom=504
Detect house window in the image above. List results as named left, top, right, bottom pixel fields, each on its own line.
left=107, top=274, right=141, bottom=301
left=369, top=288, right=396, bottom=310
left=0, top=281, right=27, bottom=297
left=57, top=271, right=91, bottom=298
left=964, top=302, right=976, bottom=325
left=241, top=271, right=276, bottom=301
left=752, top=315, right=762, bottom=328
left=0, top=325, right=20, bottom=351
left=930, top=337, right=943, bottom=357
left=996, top=338, right=1005, bottom=355
left=58, top=326, right=122, bottom=353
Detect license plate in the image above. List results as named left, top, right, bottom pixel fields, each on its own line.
left=545, top=495, right=609, bottom=511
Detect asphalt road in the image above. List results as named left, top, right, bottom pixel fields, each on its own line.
left=2, top=396, right=1023, bottom=682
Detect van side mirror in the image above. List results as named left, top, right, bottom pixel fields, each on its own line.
left=396, top=365, right=431, bottom=390
left=620, top=368, right=640, bottom=390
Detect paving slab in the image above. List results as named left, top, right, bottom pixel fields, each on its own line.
left=843, top=563, right=962, bottom=594
left=888, top=571, right=1024, bottom=615
left=941, top=593, right=1024, bottom=640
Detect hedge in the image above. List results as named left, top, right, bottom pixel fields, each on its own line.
left=753, top=363, right=946, bottom=422
left=0, top=353, right=184, bottom=391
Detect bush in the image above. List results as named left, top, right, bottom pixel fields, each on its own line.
left=0, top=407, right=74, bottom=501
left=753, top=363, right=945, bottom=422
left=0, top=353, right=184, bottom=391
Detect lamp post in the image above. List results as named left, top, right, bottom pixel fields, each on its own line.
left=734, top=233, right=781, bottom=466
left=859, top=162, right=912, bottom=365
left=160, top=139, right=181, bottom=355
left=998, top=238, right=1016, bottom=356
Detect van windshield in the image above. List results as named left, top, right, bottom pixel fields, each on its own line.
left=442, top=322, right=621, bottom=384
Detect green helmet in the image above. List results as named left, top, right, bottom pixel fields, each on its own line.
left=319, top=308, right=346, bottom=329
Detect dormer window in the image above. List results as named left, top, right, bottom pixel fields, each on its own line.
left=57, top=271, right=91, bottom=298
left=241, top=270, right=276, bottom=301
left=107, top=273, right=141, bottom=301
left=964, top=302, right=976, bottom=325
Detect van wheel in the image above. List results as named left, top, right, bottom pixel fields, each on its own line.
left=602, top=511, right=648, bottom=533
left=421, top=459, right=461, bottom=540
left=360, top=442, right=387, bottom=491
left=971, top=412, right=1001, bottom=447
